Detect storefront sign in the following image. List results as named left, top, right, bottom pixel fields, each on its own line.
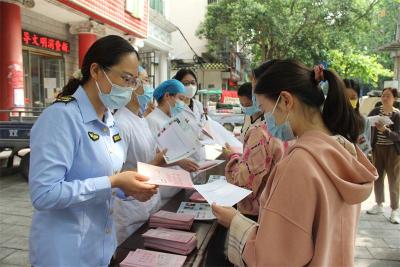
left=22, top=30, right=70, bottom=54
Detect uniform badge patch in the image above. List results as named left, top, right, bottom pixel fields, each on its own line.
left=88, top=131, right=99, bottom=141
left=113, top=133, right=121, bottom=143
left=53, top=96, right=76, bottom=104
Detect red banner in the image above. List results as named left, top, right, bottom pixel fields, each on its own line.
left=22, top=30, right=70, bottom=53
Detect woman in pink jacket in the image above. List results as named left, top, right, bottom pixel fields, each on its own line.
left=212, top=60, right=377, bottom=267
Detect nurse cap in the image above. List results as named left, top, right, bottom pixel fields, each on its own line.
left=153, top=79, right=185, bottom=101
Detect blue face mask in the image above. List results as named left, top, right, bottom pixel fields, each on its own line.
left=264, top=95, right=295, bottom=141
left=170, top=100, right=186, bottom=117
left=242, top=93, right=261, bottom=116
left=96, top=70, right=133, bottom=110
left=242, top=105, right=259, bottom=116
left=138, top=84, right=154, bottom=112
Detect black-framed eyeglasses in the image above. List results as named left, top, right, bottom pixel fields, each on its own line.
left=104, top=67, right=142, bottom=89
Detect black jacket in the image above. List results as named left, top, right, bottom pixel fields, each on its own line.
left=368, top=107, right=400, bottom=155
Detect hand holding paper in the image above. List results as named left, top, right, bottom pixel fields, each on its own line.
left=203, top=120, right=243, bottom=150
left=193, top=180, right=252, bottom=207
left=137, top=163, right=251, bottom=207
left=368, top=115, right=393, bottom=126
left=157, top=118, right=201, bottom=164
left=138, top=162, right=194, bottom=189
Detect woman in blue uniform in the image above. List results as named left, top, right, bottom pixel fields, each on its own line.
left=28, top=35, right=157, bottom=267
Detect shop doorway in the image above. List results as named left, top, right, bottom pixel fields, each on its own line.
left=23, top=50, right=65, bottom=107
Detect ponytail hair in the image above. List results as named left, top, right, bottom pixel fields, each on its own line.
left=60, top=78, right=82, bottom=97
left=322, top=70, right=364, bottom=142
left=254, top=60, right=364, bottom=143
left=59, top=35, right=139, bottom=97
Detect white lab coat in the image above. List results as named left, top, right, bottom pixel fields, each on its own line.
left=113, top=107, right=162, bottom=245
left=146, top=107, right=182, bottom=202
left=146, top=107, right=171, bottom=136
left=186, top=99, right=206, bottom=126
left=178, top=99, right=207, bottom=163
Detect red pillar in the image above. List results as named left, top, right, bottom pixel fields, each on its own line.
left=78, top=33, right=97, bottom=67
left=0, top=2, right=24, bottom=121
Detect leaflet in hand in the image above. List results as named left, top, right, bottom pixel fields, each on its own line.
left=138, top=162, right=194, bottom=189
left=368, top=115, right=393, bottom=126
left=177, top=202, right=216, bottom=220
left=204, top=144, right=223, bottom=160
left=191, top=160, right=225, bottom=176
left=120, top=249, right=186, bottom=267
left=207, top=175, right=227, bottom=184
left=203, top=119, right=243, bottom=150
left=142, top=228, right=197, bottom=255
left=193, top=180, right=252, bottom=207
left=157, top=118, right=201, bottom=164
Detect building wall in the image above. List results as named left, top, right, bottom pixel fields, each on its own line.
left=169, top=0, right=208, bottom=60
left=202, top=70, right=222, bottom=89
left=171, top=69, right=223, bottom=90
left=21, top=8, right=79, bottom=79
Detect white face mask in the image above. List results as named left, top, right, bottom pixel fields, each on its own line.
left=184, top=85, right=197, bottom=99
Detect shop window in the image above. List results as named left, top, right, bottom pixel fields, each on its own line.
left=150, top=0, right=164, bottom=15
left=23, top=50, right=65, bottom=107
left=139, top=51, right=156, bottom=88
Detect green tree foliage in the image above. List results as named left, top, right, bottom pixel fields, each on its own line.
left=197, top=0, right=397, bottom=82
left=327, top=50, right=393, bottom=86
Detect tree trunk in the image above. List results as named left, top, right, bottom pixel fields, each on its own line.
left=261, top=44, right=268, bottom=61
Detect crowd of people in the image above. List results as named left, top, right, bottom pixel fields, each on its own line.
left=28, top=35, right=399, bottom=267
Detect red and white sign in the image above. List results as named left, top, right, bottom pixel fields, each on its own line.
left=22, top=30, right=70, bottom=54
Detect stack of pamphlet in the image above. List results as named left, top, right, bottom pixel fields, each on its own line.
left=149, top=210, right=195, bottom=230
left=120, top=249, right=186, bottom=267
left=142, top=227, right=197, bottom=255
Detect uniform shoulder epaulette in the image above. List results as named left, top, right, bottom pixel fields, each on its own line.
left=53, top=96, right=76, bottom=104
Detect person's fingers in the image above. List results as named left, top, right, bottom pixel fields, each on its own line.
left=211, top=202, right=220, bottom=215
left=189, top=160, right=199, bottom=168
left=135, top=181, right=157, bottom=190
left=134, top=173, right=149, bottom=182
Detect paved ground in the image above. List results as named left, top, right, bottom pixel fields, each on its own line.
left=0, top=172, right=399, bottom=267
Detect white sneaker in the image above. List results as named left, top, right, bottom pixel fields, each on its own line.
left=390, top=209, right=400, bottom=224
left=366, top=204, right=384, bottom=215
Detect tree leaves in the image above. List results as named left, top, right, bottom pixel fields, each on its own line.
left=197, top=0, right=397, bottom=84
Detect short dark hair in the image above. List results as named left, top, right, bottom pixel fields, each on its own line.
left=173, top=68, right=197, bottom=83
left=237, top=82, right=252, bottom=100
left=383, top=87, right=399, bottom=99
left=254, top=59, right=364, bottom=143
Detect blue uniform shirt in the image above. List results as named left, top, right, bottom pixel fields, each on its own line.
left=29, top=86, right=125, bottom=267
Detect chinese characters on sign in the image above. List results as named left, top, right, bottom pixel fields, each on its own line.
left=22, top=30, right=70, bottom=54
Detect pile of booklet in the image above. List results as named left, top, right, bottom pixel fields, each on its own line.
left=120, top=249, right=186, bottom=267
left=149, top=210, right=195, bottom=230
left=142, top=227, right=197, bottom=255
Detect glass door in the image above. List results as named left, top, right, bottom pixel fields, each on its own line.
left=22, top=50, right=65, bottom=107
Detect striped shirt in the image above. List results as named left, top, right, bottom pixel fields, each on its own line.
left=376, top=107, right=394, bottom=145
